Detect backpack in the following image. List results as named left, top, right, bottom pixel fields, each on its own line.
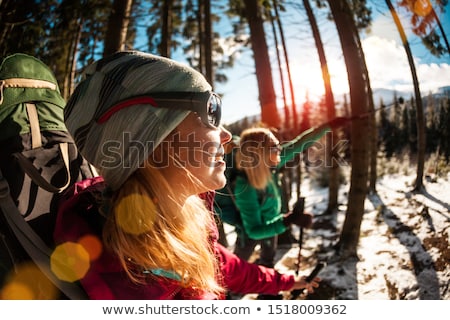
left=0, top=53, right=95, bottom=299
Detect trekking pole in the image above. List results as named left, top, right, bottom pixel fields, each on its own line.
left=297, top=227, right=304, bottom=274
left=288, top=197, right=326, bottom=300
left=345, top=101, right=398, bottom=121
left=290, top=197, right=305, bottom=299
left=294, top=197, right=305, bottom=276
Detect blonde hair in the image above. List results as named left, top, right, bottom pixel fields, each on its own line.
left=235, top=127, right=276, bottom=190
left=102, top=162, right=223, bottom=297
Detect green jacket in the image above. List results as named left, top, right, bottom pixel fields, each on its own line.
left=234, top=125, right=330, bottom=240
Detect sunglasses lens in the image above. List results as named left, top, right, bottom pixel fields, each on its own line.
left=207, top=94, right=221, bottom=127
left=269, top=145, right=281, bottom=152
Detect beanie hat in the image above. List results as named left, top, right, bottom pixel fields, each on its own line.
left=64, top=51, right=212, bottom=190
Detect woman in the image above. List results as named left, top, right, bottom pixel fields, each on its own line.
left=233, top=119, right=347, bottom=268
left=54, top=51, right=319, bottom=299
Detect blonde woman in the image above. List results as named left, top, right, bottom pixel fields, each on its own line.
left=233, top=119, right=348, bottom=270
left=55, top=51, right=320, bottom=299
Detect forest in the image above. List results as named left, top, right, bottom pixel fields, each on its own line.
left=1, top=0, right=449, bottom=300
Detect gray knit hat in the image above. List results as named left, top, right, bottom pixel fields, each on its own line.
left=64, top=51, right=212, bottom=190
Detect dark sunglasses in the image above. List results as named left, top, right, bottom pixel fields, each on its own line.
left=97, top=91, right=222, bottom=128
left=268, top=143, right=282, bottom=152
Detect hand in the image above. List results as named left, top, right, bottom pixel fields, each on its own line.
left=328, top=116, right=349, bottom=129
left=283, top=211, right=313, bottom=228
left=291, top=275, right=321, bottom=293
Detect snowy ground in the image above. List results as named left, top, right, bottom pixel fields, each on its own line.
left=223, top=166, right=450, bottom=300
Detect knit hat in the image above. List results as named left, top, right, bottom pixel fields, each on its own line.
left=64, top=51, right=212, bottom=190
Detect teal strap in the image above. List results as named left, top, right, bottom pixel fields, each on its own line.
left=150, top=268, right=181, bottom=281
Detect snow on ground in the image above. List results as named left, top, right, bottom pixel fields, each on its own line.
left=223, top=168, right=450, bottom=300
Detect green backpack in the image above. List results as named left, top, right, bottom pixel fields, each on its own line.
left=0, top=53, right=95, bottom=299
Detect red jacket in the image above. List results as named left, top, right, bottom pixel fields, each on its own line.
left=54, top=177, right=294, bottom=299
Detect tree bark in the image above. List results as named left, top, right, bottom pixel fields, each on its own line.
left=430, top=7, right=450, bottom=54
left=160, top=0, right=173, bottom=57
left=303, top=0, right=340, bottom=214
left=103, top=0, right=133, bottom=57
left=198, top=0, right=206, bottom=75
left=268, top=7, right=289, bottom=128
left=386, top=0, right=426, bottom=192
left=204, top=0, right=213, bottom=86
left=243, top=0, right=280, bottom=128
left=273, top=0, right=297, bottom=131
left=327, top=0, right=370, bottom=259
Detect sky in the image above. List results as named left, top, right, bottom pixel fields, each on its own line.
left=212, top=2, right=450, bottom=125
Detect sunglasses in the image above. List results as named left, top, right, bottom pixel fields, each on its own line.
left=267, top=141, right=281, bottom=152
left=97, top=91, right=222, bottom=128
left=266, top=138, right=282, bottom=152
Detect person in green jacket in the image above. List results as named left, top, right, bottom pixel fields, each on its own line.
left=233, top=117, right=348, bottom=268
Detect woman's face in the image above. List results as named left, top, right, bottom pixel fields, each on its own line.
left=159, top=113, right=231, bottom=196
left=266, top=133, right=281, bottom=167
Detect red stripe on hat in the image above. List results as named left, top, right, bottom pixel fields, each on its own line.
left=97, top=96, right=157, bottom=124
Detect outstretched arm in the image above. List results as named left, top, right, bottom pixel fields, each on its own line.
left=216, top=243, right=320, bottom=295
left=278, top=117, right=350, bottom=169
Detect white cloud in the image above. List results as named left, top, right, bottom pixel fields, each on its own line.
left=362, top=35, right=450, bottom=94
left=367, top=12, right=403, bottom=44
left=416, top=63, right=450, bottom=93
left=363, top=36, right=411, bottom=88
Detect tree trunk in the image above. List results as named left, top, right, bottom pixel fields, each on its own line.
left=204, top=0, right=213, bottom=86
left=0, top=0, right=14, bottom=54
left=63, top=20, right=83, bottom=100
left=243, top=0, right=280, bottom=128
left=385, top=0, right=426, bottom=192
left=303, top=0, right=340, bottom=214
left=198, top=0, right=206, bottom=75
left=268, top=8, right=289, bottom=128
left=430, top=7, right=450, bottom=54
left=103, top=0, right=133, bottom=57
left=368, top=84, right=378, bottom=193
left=160, top=0, right=173, bottom=57
left=327, top=0, right=370, bottom=259
left=273, top=0, right=297, bottom=131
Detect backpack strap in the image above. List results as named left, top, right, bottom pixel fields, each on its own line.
left=25, top=103, right=42, bottom=149
left=0, top=168, right=88, bottom=299
left=10, top=102, right=71, bottom=193
left=12, top=142, right=71, bottom=193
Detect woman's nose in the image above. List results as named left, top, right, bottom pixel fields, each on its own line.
left=220, top=126, right=232, bottom=145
